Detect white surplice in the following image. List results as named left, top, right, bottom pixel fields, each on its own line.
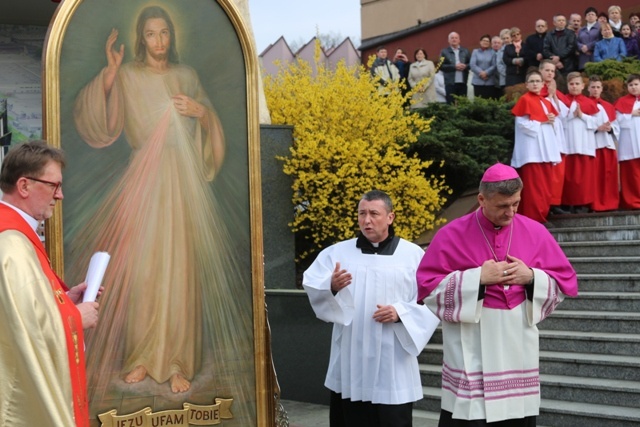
left=303, top=238, right=439, bottom=405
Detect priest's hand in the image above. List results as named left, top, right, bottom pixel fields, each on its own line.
left=67, top=282, right=104, bottom=304
left=506, top=255, right=535, bottom=285
left=373, top=304, right=398, bottom=323
left=479, top=259, right=518, bottom=285
left=330, top=262, right=352, bottom=293
left=77, top=302, right=99, bottom=329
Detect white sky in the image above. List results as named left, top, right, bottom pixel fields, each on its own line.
left=248, top=0, right=361, bottom=53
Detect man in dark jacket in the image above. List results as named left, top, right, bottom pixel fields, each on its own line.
left=524, top=19, right=548, bottom=68
left=543, top=15, right=577, bottom=74
left=440, top=32, right=470, bottom=103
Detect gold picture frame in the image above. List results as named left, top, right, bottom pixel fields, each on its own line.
left=42, top=0, right=271, bottom=425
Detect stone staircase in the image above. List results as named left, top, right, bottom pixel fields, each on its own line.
left=414, top=211, right=640, bottom=426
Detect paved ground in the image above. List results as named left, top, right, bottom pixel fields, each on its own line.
left=280, top=399, right=439, bottom=427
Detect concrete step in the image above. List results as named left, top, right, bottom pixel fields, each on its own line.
left=577, top=274, right=640, bottom=292
left=419, top=363, right=442, bottom=387
left=415, top=386, right=442, bottom=413
left=539, top=350, right=640, bottom=381
left=539, top=330, right=640, bottom=356
left=538, top=398, right=640, bottom=427
left=547, top=211, right=640, bottom=228
left=417, top=386, right=640, bottom=426
left=543, top=373, right=640, bottom=408
left=560, top=240, right=640, bottom=257
left=549, top=225, right=640, bottom=242
left=560, top=291, right=640, bottom=311
left=567, top=256, right=640, bottom=274
left=419, top=346, right=640, bottom=381
left=411, top=408, right=439, bottom=427
left=541, top=310, right=640, bottom=333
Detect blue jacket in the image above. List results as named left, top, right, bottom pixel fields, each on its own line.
left=594, top=37, right=627, bottom=62
left=576, top=24, right=601, bottom=69
left=470, top=48, right=496, bottom=86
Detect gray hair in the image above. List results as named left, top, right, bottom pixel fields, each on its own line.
left=479, top=178, right=523, bottom=198
left=361, top=190, right=393, bottom=212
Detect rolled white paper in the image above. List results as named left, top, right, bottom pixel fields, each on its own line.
left=83, top=252, right=110, bottom=302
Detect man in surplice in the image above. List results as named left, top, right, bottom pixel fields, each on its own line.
left=303, top=190, right=439, bottom=427
left=417, top=163, right=578, bottom=426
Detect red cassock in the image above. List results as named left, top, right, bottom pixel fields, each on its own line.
left=511, top=92, right=559, bottom=222
left=562, top=94, right=599, bottom=206
left=540, top=85, right=570, bottom=206
left=591, top=97, right=619, bottom=211
left=615, top=94, right=640, bottom=209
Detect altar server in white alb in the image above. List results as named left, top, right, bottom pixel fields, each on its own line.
left=303, top=190, right=439, bottom=427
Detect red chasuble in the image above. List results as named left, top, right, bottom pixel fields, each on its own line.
left=0, top=204, right=89, bottom=427
left=511, top=91, right=558, bottom=120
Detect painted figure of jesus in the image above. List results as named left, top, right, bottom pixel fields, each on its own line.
left=73, top=5, right=235, bottom=395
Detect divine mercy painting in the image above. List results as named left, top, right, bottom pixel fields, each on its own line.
left=44, top=0, right=261, bottom=424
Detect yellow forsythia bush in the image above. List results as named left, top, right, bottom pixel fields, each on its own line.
left=263, top=45, right=449, bottom=260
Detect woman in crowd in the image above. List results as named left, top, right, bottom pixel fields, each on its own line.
left=495, top=28, right=511, bottom=96
left=594, top=23, right=627, bottom=61
left=598, top=12, right=609, bottom=27
left=621, top=24, right=640, bottom=59
left=608, top=5, right=624, bottom=37
left=393, top=48, right=410, bottom=97
left=503, top=27, right=526, bottom=87
left=393, top=49, right=410, bottom=79
left=577, top=7, right=601, bottom=70
left=629, top=12, right=640, bottom=33
left=407, top=48, right=436, bottom=108
left=470, top=34, right=497, bottom=98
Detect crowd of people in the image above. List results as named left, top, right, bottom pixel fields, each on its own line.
left=371, top=6, right=640, bottom=104
left=370, top=6, right=640, bottom=223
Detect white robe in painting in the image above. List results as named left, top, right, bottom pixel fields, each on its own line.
left=72, top=61, right=252, bottom=409
left=303, top=238, right=438, bottom=405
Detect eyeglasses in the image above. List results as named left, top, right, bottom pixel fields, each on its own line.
left=25, top=176, right=62, bottom=194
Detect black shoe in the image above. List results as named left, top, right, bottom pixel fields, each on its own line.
left=550, top=206, right=570, bottom=215
left=573, top=206, right=590, bottom=214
